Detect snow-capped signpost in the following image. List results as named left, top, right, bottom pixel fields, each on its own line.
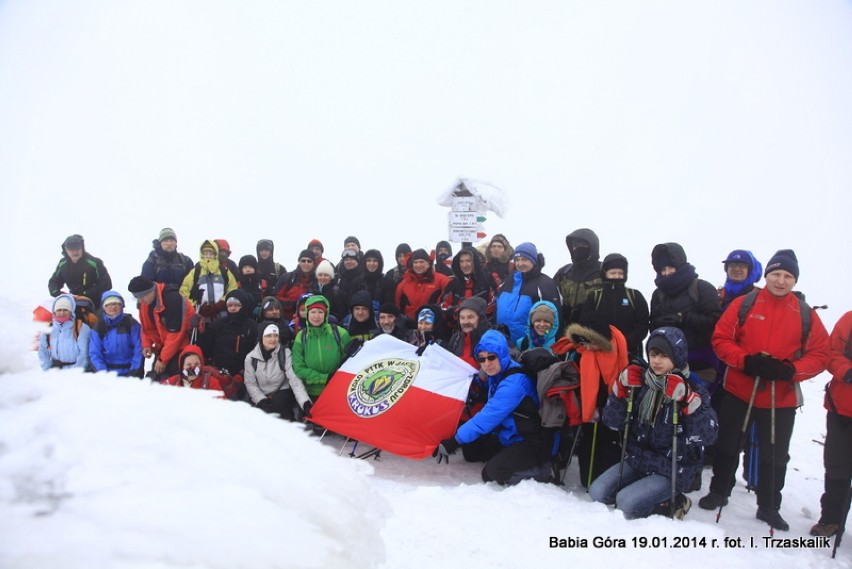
left=438, top=178, right=507, bottom=249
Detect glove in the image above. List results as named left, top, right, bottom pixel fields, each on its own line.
left=613, top=365, right=644, bottom=398
left=433, top=437, right=460, bottom=464
left=256, top=398, right=273, bottom=412
left=743, top=354, right=795, bottom=381
left=656, top=313, right=681, bottom=326
left=844, top=369, right=852, bottom=384
left=252, top=306, right=261, bottom=319
left=664, top=373, right=690, bottom=402
left=198, top=303, right=215, bottom=318
left=128, top=368, right=144, bottom=379
left=302, top=401, right=313, bottom=418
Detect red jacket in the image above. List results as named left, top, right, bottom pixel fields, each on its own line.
left=824, top=311, right=852, bottom=418
left=138, top=283, right=196, bottom=367
left=712, top=288, right=830, bottom=409
left=395, top=269, right=450, bottom=320
left=162, top=345, right=225, bottom=392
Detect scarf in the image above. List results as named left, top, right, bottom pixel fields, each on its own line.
left=637, top=370, right=667, bottom=425
left=654, top=263, right=698, bottom=296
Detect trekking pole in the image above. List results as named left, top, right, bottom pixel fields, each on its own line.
left=586, top=422, right=599, bottom=490
left=717, top=375, right=761, bottom=523
left=559, top=425, right=583, bottom=485
left=833, top=484, right=852, bottom=558
left=671, top=400, right=680, bottom=519
left=616, top=387, right=636, bottom=492
left=768, top=380, right=776, bottom=537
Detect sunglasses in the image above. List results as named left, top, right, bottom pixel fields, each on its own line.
left=476, top=355, right=498, bottom=363
left=299, top=259, right=314, bottom=264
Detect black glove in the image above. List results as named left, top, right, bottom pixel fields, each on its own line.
left=743, top=354, right=795, bottom=381
left=256, top=398, right=273, bottom=412
left=656, top=313, right=681, bottom=326
left=844, top=369, right=852, bottom=384
left=302, top=401, right=313, bottom=418
left=433, top=437, right=460, bottom=464
left=128, top=368, right=144, bottom=379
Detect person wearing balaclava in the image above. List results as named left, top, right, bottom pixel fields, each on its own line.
left=554, top=228, right=603, bottom=327
left=575, top=253, right=649, bottom=358
left=700, top=249, right=830, bottom=532
left=198, top=289, right=258, bottom=380
left=718, top=249, right=763, bottom=311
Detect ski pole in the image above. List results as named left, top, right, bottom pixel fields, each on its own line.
left=671, top=400, right=679, bottom=519
left=717, top=375, right=761, bottom=523
left=560, top=425, right=583, bottom=485
left=616, top=387, right=636, bottom=492
left=769, top=380, right=776, bottom=537
left=586, top=421, right=599, bottom=490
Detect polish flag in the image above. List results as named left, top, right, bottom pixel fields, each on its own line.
left=309, top=334, right=478, bottom=459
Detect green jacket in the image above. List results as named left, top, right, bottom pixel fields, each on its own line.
left=292, top=296, right=351, bottom=397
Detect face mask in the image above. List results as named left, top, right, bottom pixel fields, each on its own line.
left=54, top=315, right=72, bottom=324
left=182, top=366, right=201, bottom=378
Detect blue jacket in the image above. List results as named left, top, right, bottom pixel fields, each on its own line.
left=141, top=241, right=194, bottom=286
left=496, top=268, right=560, bottom=344
left=601, top=371, right=718, bottom=493
left=89, top=291, right=144, bottom=375
left=38, top=294, right=91, bottom=370
left=455, top=329, right=540, bottom=447
left=516, top=300, right=560, bottom=352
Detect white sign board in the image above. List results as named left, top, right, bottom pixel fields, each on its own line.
left=448, top=211, right=477, bottom=226
left=451, top=196, right=478, bottom=212
left=448, top=226, right=478, bottom=243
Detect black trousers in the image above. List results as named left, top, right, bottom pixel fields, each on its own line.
left=462, top=435, right=544, bottom=485
left=708, top=391, right=795, bottom=510
left=258, top=389, right=297, bottom=421
left=576, top=421, right=622, bottom=488
left=819, top=412, right=852, bottom=525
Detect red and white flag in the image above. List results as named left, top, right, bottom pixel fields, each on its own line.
left=309, top=334, right=477, bottom=459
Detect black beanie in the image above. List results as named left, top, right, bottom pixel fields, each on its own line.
left=344, top=235, right=361, bottom=248
left=128, top=276, right=156, bottom=298
left=395, top=243, right=412, bottom=257
left=601, top=253, right=628, bottom=279
left=378, top=302, right=401, bottom=317
left=409, top=249, right=432, bottom=265
left=764, top=249, right=799, bottom=280
left=298, top=249, right=316, bottom=262
left=239, top=255, right=259, bottom=270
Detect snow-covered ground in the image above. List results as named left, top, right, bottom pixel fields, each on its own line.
left=0, top=302, right=847, bottom=569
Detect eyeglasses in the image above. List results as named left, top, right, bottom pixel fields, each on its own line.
left=476, top=355, right=498, bottom=363
left=299, top=259, right=314, bottom=264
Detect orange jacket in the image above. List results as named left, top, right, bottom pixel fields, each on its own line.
left=552, top=325, right=629, bottom=423
left=395, top=269, right=450, bottom=320
left=712, top=288, right=829, bottom=409
left=138, top=283, right=196, bottom=367
left=824, top=311, right=852, bottom=418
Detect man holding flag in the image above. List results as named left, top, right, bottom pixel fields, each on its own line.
left=434, top=330, right=550, bottom=485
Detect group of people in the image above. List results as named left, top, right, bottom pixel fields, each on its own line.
left=40, top=228, right=850, bottom=535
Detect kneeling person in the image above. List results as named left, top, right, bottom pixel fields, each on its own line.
left=433, top=329, right=548, bottom=485
left=589, top=327, right=718, bottom=519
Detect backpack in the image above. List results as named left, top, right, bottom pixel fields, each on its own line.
left=591, top=287, right=636, bottom=311
left=518, top=348, right=582, bottom=428
left=736, top=290, right=811, bottom=359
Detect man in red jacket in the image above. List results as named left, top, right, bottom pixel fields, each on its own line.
left=698, top=250, right=830, bottom=531
left=129, top=276, right=196, bottom=381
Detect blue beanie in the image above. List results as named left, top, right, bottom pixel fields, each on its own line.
left=514, top=242, right=538, bottom=266
left=764, top=249, right=799, bottom=281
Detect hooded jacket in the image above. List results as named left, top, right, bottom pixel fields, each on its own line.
left=495, top=259, right=560, bottom=344
left=482, top=234, right=515, bottom=289
left=554, top=228, right=603, bottom=325
left=395, top=255, right=451, bottom=320
left=38, top=294, right=92, bottom=370
left=138, top=283, right=196, bottom=367
left=362, top=249, right=385, bottom=312
left=824, top=311, right=852, bottom=418
left=447, top=296, right=491, bottom=368
left=345, top=290, right=377, bottom=342
left=442, top=247, right=497, bottom=323
left=291, top=295, right=352, bottom=398
left=516, top=300, right=560, bottom=352
left=255, top=239, right=285, bottom=289
left=141, top=240, right=194, bottom=286
left=244, top=337, right=310, bottom=407
left=179, top=240, right=238, bottom=307
left=198, top=289, right=258, bottom=375
left=162, top=345, right=224, bottom=392
left=89, top=290, right=143, bottom=376
left=455, top=329, right=541, bottom=447
left=718, top=250, right=763, bottom=311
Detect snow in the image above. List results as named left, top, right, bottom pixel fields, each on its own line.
left=2, top=1, right=852, bottom=567
left=1, top=305, right=848, bottom=569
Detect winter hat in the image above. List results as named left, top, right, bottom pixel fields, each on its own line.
left=305, top=296, right=327, bottom=314
left=53, top=296, right=73, bottom=312
left=158, top=228, right=177, bottom=242
left=261, top=323, right=280, bottom=337
left=601, top=253, right=628, bottom=279
left=490, top=234, right=509, bottom=248
left=378, top=302, right=401, bottom=317
left=459, top=296, right=487, bottom=316
left=200, top=241, right=217, bottom=254
left=418, top=308, right=436, bottom=324
left=514, top=242, right=539, bottom=266
left=395, top=243, right=412, bottom=258
left=723, top=249, right=753, bottom=269
left=307, top=239, right=324, bottom=253
left=102, top=295, right=124, bottom=308
left=436, top=240, right=452, bottom=256
left=261, top=297, right=280, bottom=312
left=344, top=236, right=361, bottom=249
left=298, top=249, right=316, bottom=262
left=214, top=239, right=231, bottom=254
left=409, top=248, right=432, bottom=265
left=764, top=249, right=799, bottom=280
left=128, top=276, right=156, bottom=299
left=315, top=259, right=335, bottom=277
left=238, top=255, right=258, bottom=270
left=646, top=327, right=689, bottom=371
left=256, top=239, right=274, bottom=252
left=63, top=234, right=84, bottom=249
left=529, top=304, right=555, bottom=325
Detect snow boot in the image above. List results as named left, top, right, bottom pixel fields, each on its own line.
left=756, top=508, right=789, bottom=531
left=810, top=522, right=840, bottom=537
left=698, top=491, right=728, bottom=510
